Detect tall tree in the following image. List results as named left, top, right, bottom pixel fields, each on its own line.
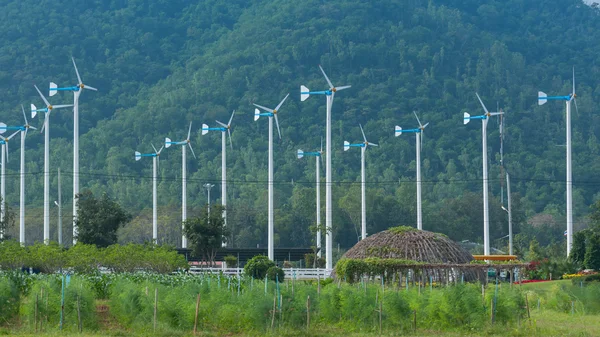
left=183, top=204, right=229, bottom=266
left=75, top=190, right=131, bottom=248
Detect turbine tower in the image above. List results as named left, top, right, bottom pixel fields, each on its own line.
left=538, top=68, right=578, bottom=256
left=343, top=124, right=378, bottom=241
left=0, top=129, right=19, bottom=239
left=49, top=57, right=97, bottom=245
left=463, top=93, right=503, bottom=256
left=300, top=65, right=351, bottom=270
left=165, top=122, right=197, bottom=248
left=253, top=93, right=289, bottom=261
left=296, top=139, right=324, bottom=257
left=201, top=110, right=235, bottom=247
left=32, top=85, right=73, bottom=244
left=134, top=144, right=164, bottom=243
left=0, top=108, right=36, bottom=244
left=394, top=112, right=429, bottom=230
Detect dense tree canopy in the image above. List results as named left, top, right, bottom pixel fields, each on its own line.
left=75, top=190, right=131, bottom=247
left=0, top=0, right=599, bottom=254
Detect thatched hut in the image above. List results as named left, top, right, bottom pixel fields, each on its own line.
left=343, top=226, right=473, bottom=263
left=336, top=226, right=484, bottom=283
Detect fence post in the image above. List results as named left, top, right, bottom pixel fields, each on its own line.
left=153, top=288, right=158, bottom=332
left=193, top=293, right=200, bottom=335
left=306, top=295, right=310, bottom=330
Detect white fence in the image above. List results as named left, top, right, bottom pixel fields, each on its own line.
left=188, top=267, right=331, bottom=279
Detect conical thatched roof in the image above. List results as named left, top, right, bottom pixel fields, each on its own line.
left=342, top=226, right=473, bottom=264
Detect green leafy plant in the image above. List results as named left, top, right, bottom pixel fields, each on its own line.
left=244, top=255, right=275, bottom=280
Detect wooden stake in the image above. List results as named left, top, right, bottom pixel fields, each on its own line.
left=525, top=293, right=531, bottom=325
left=270, top=295, right=276, bottom=330
left=40, top=287, right=44, bottom=331
left=77, top=295, right=82, bottom=333
left=193, top=293, right=200, bottom=335
left=153, top=288, right=158, bottom=332
left=490, top=298, right=494, bottom=325
left=413, top=309, right=417, bottom=332
left=306, top=295, right=310, bottom=330
left=34, top=294, right=38, bottom=332
left=379, top=297, right=383, bottom=335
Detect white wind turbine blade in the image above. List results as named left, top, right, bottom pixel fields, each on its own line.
left=228, top=110, right=235, bottom=126
left=151, top=143, right=158, bottom=154
left=572, top=67, right=579, bottom=115
left=368, top=143, right=379, bottom=147
left=463, top=112, right=471, bottom=125
left=253, top=103, right=273, bottom=113
left=72, top=57, right=82, bottom=85
left=83, top=85, right=98, bottom=91
left=188, top=142, right=197, bottom=159
left=49, top=82, right=58, bottom=97
left=187, top=121, right=193, bottom=141
left=52, top=104, right=74, bottom=109
left=34, top=85, right=51, bottom=107
left=3, top=141, right=7, bottom=163
left=227, top=128, right=232, bottom=150
left=319, top=65, right=334, bottom=89
left=275, top=93, right=289, bottom=112
left=216, top=120, right=227, bottom=128
left=157, top=145, right=164, bottom=155
left=359, top=124, right=367, bottom=143
left=475, top=92, right=490, bottom=115
left=413, top=111, right=423, bottom=128
left=40, top=114, right=49, bottom=134
left=21, top=105, right=29, bottom=127
left=274, top=114, right=282, bottom=139
left=336, top=85, right=351, bottom=91
left=165, top=137, right=172, bottom=148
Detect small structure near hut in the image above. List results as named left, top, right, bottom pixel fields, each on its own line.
left=335, top=226, right=524, bottom=284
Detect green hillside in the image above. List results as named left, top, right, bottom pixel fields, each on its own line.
left=0, top=0, right=599, bottom=252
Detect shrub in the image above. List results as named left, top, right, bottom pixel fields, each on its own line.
left=266, top=266, right=285, bottom=282
left=244, top=255, right=275, bottom=280
left=224, top=255, right=238, bottom=268
left=0, top=276, right=19, bottom=322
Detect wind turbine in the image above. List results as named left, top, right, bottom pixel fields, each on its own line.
left=49, top=57, right=97, bottom=245
left=463, top=93, right=503, bottom=256
left=0, top=107, right=36, bottom=244
left=538, top=68, right=578, bottom=257
left=254, top=93, right=289, bottom=261
left=300, top=65, right=351, bottom=270
left=165, top=122, right=196, bottom=249
left=297, top=139, right=324, bottom=257
left=394, top=112, right=429, bottom=230
left=0, top=129, right=19, bottom=239
left=201, top=110, right=235, bottom=247
left=134, top=144, right=164, bottom=243
left=32, top=85, right=73, bottom=244
left=343, top=124, right=378, bottom=241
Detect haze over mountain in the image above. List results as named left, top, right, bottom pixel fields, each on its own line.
left=1, top=0, right=599, bottom=253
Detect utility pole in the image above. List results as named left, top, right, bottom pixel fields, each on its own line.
left=204, top=183, right=215, bottom=218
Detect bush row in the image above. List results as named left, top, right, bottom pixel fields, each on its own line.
left=0, top=240, right=188, bottom=274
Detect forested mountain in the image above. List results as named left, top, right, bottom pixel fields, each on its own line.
left=1, top=0, right=600, bottom=254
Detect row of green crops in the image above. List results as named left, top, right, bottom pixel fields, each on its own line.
left=106, top=275, right=527, bottom=334
left=2, top=272, right=599, bottom=334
